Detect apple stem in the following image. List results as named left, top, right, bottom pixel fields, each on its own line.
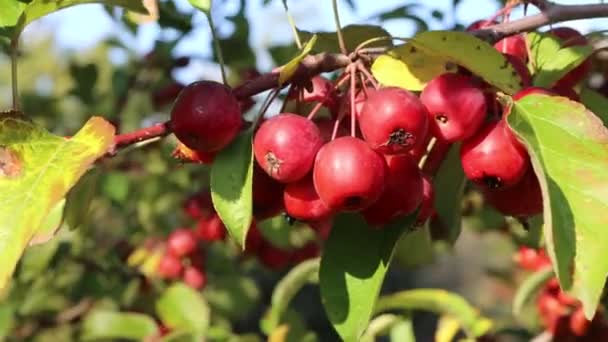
left=252, top=88, right=281, bottom=128
left=10, top=38, right=19, bottom=111
left=205, top=11, right=228, bottom=85
left=422, top=139, right=451, bottom=177
left=357, top=63, right=379, bottom=89
left=331, top=0, right=348, bottom=55
left=111, top=121, right=172, bottom=155
left=306, top=101, right=325, bottom=120
left=349, top=69, right=357, bottom=137
left=331, top=116, right=343, bottom=141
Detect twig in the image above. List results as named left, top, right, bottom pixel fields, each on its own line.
left=10, top=38, right=19, bottom=111
left=332, top=0, right=348, bottom=54
left=112, top=121, right=172, bottom=154
left=477, top=2, right=608, bottom=42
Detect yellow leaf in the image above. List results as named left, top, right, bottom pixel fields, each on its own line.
left=279, top=35, right=318, bottom=86
left=371, top=44, right=456, bottom=91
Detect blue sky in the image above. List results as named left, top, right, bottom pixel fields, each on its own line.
left=20, top=0, right=608, bottom=84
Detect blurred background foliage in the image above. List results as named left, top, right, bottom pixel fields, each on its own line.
left=1, top=0, right=607, bottom=340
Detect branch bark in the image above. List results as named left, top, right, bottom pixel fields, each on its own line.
left=478, top=2, right=608, bottom=41
left=111, top=1, right=608, bottom=153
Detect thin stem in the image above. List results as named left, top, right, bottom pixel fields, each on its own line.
left=206, top=12, right=227, bottom=85
left=349, top=69, right=356, bottom=137
left=331, top=0, right=348, bottom=54
left=306, top=101, right=325, bottom=120
left=331, top=116, right=343, bottom=141
left=353, top=36, right=408, bottom=54
left=10, top=38, right=19, bottom=111
left=253, top=88, right=281, bottom=128
left=357, top=63, right=379, bottom=89
left=282, top=1, right=302, bottom=49
left=111, top=121, right=172, bottom=155
left=359, top=73, right=369, bottom=94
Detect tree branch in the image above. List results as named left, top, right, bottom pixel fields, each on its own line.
left=110, top=1, right=608, bottom=153
left=478, top=2, right=608, bottom=41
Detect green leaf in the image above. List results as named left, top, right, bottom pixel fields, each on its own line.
left=431, top=143, right=466, bottom=243
left=14, top=0, right=147, bottom=37
left=580, top=87, right=608, bottom=126
left=64, top=168, right=100, bottom=230
left=298, top=25, right=392, bottom=54
left=188, top=0, right=211, bottom=14
left=262, top=258, right=320, bottom=333
left=512, top=267, right=554, bottom=316
left=0, top=304, right=14, bottom=340
left=31, top=198, right=65, bottom=245
left=409, top=31, right=523, bottom=94
left=320, top=213, right=415, bottom=342
left=156, top=283, right=210, bottom=337
left=101, top=171, right=130, bottom=203
left=532, top=45, right=592, bottom=88
left=393, top=224, right=434, bottom=268
left=527, top=32, right=562, bottom=73
left=81, top=310, right=158, bottom=341
left=508, top=94, right=608, bottom=318
left=19, top=238, right=60, bottom=282
left=211, top=130, right=254, bottom=248
left=375, top=289, right=492, bottom=338
left=0, top=113, right=114, bottom=291
left=0, top=0, right=26, bottom=28
left=279, top=34, right=317, bottom=86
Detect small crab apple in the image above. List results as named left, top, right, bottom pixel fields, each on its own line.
left=258, top=242, right=292, bottom=270
left=460, top=119, right=529, bottom=189
left=515, top=247, right=551, bottom=271
left=420, top=73, right=486, bottom=142
left=494, top=34, right=527, bottom=63
left=170, top=80, right=241, bottom=152
left=359, top=87, right=429, bottom=154
left=549, top=27, right=592, bottom=88
left=313, top=136, right=387, bottom=211
left=183, top=190, right=213, bottom=220
left=284, top=175, right=333, bottom=221
left=362, top=154, right=423, bottom=226
left=182, top=266, right=207, bottom=290
left=253, top=113, right=324, bottom=183
left=158, top=252, right=183, bottom=279
left=570, top=307, right=592, bottom=337
left=245, top=222, right=264, bottom=254
left=196, top=213, right=227, bottom=242
left=166, top=228, right=198, bottom=257
left=483, top=167, right=543, bottom=217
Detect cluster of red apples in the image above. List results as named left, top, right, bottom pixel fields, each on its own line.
left=169, top=25, right=592, bottom=231
left=516, top=247, right=608, bottom=340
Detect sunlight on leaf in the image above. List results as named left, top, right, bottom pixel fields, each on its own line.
left=0, top=112, right=114, bottom=291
